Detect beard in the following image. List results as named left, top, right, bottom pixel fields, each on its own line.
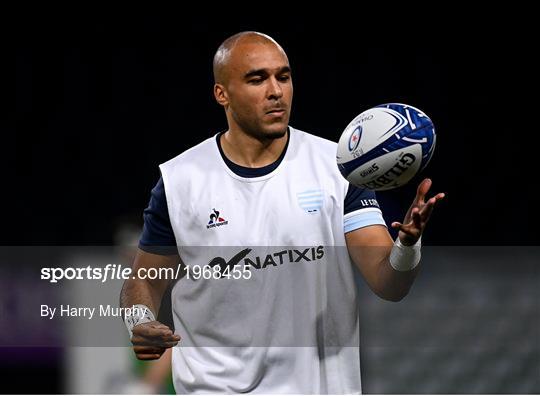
left=254, top=127, right=288, bottom=140
left=231, top=109, right=289, bottom=141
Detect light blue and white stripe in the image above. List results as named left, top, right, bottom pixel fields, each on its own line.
left=297, top=189, right=324, bottom=213
left=344, top=208, right=386, bottom=233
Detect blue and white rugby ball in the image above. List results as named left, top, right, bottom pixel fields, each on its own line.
left=336, top=103, right=436, bottom=191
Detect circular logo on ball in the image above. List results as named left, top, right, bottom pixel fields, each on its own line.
left=348, top=126, right=362, bottom=151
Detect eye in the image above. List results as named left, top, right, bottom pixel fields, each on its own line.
left=248, top=78, right=264, bottom=85
left=278, top=74, right=291, bottom=82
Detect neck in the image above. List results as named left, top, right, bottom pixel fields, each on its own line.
left=220, top=128, right=288, bottom=168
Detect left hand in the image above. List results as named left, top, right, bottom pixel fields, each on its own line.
left=391, top=178, right=445, bottom=246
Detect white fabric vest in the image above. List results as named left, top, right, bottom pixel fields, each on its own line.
left=160, top=127, right=363, bottom=394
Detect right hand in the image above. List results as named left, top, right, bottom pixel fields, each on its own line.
left=130, top=321, right=181, bottom=360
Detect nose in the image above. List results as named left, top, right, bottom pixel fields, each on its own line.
left=267, top=76, right=283, bottom=100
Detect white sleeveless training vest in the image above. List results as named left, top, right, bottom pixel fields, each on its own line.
left=160, top=127, right=384, bottom=394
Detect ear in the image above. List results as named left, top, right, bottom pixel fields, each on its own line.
left=214, top=83, right=229, bottom=107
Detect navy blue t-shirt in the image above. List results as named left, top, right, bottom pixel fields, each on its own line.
left=139, top=132, right=380, bottom=252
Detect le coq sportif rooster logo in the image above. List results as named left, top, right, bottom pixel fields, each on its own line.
left=207, top=208, right=229, bottom=229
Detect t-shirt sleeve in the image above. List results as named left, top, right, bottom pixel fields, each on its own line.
left=138, top=177, right=178, bottom=255
left=343, top=184, right=387, bottom=233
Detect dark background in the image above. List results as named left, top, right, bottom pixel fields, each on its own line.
left=11, top=11, right=538, bottom=393
left=13, top=13, right=538, bottom=246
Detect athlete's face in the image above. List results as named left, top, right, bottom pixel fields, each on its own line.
left=216, top=41, right=293, bottom=139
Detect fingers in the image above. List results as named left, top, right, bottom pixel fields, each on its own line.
left=434, top=192, right=446, bottom=201
left=133, top=343, right=168, bottom=360
left=391, top=220, right=420, bottom=238
left=393, top=191, right=445, bottom=236
left=136, top=353, right=164, bottom=360
left=392, top=180, right=445, bottom=247
left=415, top=178, right=432, bottom=204
left=132, top=334, right=180, bottom=348
left=130, top=321, right=180, bottom=360
left=150, top=322, right=170, bottom=330
left=403, top=179, right=432, bottom=223
left=131, top=322, right=181, bottom=348
left=391, top=221, right=413, bottom=236
left=133, top=345, right=166, bottom=355
left=393, top=210, right=419, bottom=230
left=419, top=192, right=445, bottom=222
left=132, top=322, right=176, bottom=339
left=132, top=339, right=180, bottom=348
left=411, top=207, right=422, bottom=229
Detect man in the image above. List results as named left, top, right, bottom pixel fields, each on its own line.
left=120, top=31, right=444, bottom=393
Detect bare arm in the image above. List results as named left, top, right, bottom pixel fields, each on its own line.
left=346, top=178, right=445, bottom=302
left=120, top=249, right=181, bottom=360
left=120, top=249, right=178, bottom=313
left=346, top=225, right=420, bottom=301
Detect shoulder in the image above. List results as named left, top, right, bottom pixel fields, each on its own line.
left=289, top=127, right=340, bottom=168
left=159, top=135, right=217, bottom=175
left=291, top=126, right=345, bottom=171
left=291, top=126, right=338, bottom=155
left=289, top=126, right=349, bottom=192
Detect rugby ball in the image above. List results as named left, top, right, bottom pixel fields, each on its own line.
left=336, top=103, right=436, bottom=191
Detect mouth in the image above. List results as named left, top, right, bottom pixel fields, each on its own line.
left=265, top=108, right=286, bottom=117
